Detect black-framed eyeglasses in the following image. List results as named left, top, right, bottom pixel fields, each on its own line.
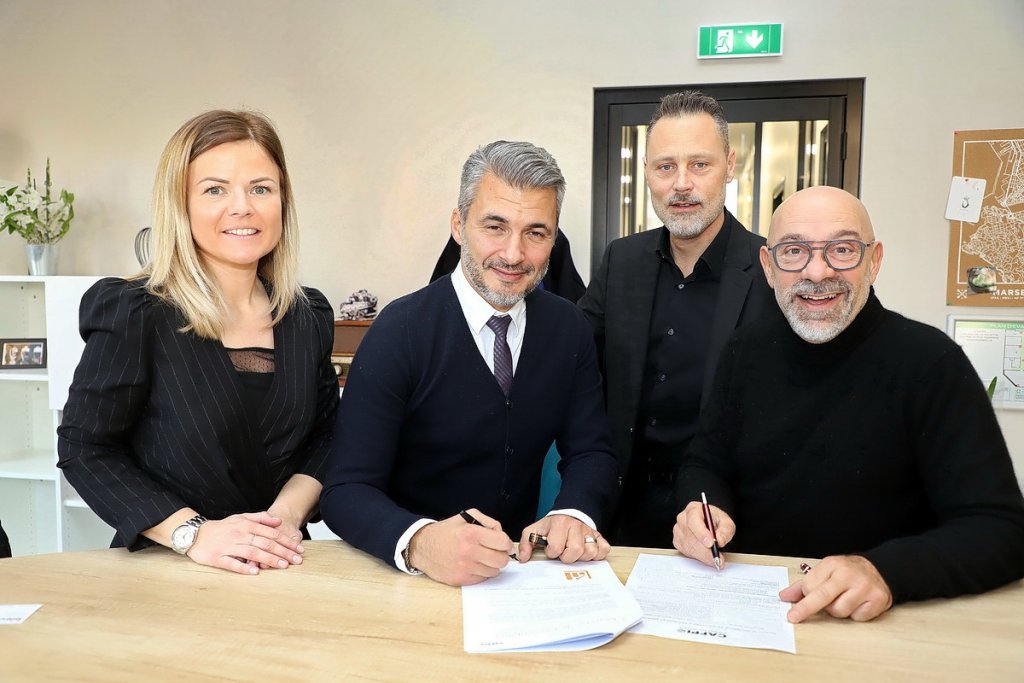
left=767, top=239, right=875, bottom=272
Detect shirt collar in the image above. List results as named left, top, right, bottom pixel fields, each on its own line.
left=654, top=211, right=733, bottom=279
left=451, top=263, right=527, bottom=334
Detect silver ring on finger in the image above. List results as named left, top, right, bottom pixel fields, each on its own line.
left=584, top=536, right=597, bottom=544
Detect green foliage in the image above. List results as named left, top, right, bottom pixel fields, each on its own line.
left=0, top=159, right=75, bottom=244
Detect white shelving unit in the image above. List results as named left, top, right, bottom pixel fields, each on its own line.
left=0, top=275, right=115, bottom=555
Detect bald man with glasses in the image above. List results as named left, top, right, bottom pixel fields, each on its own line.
left=673, top=186, right=1024, bottom=623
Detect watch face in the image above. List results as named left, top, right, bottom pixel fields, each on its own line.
left=171, top=523, right=197, bottom=552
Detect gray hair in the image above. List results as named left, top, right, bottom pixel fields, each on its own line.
left=647, top=91, right=730, bottom=152
left=457, top=140, right=566, bottom=224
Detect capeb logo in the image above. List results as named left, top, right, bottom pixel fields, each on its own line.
left=564, top=570, right=592, bottom=581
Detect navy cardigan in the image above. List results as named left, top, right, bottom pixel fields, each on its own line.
left=320, top=277, right=620, bottom=565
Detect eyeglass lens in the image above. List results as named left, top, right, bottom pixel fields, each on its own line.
left=773, top=240, right=866, bottom=271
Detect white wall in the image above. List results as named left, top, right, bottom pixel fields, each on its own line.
left=1, top=0, right=1022, bottom=477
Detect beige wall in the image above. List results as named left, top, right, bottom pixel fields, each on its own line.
left=1, top=0, right=1022, bottom=476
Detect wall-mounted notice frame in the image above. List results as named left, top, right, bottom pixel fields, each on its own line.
left=947, top=315, right=1024, bottom=410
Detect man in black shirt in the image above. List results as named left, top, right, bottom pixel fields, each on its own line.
left=579, top=91, right=771, bottom=547
left=674, top=186, right=1024, bottom=622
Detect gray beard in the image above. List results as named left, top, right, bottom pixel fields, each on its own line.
left=653, top=192, right=725, bottom=239
left=775, top=277, right=867, bottom=344
left=460, top=243, right=548, bottom=309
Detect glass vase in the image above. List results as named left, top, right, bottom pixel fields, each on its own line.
left=25, top=244, right=59, bottom=276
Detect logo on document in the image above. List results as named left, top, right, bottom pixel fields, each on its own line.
left=564, top=570, right=592, bottom=581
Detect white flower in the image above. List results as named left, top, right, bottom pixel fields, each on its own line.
left=2, top=161, right=75, bottom=244
left=22, top=188, right=43, bottom=212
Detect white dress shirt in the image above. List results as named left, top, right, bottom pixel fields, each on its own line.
left=393, top=266, right=596, bottom=573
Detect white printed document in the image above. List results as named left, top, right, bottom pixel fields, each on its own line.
left=625, top=554, right=795, bottom=653
left=462, top=560, right=642, bottom=653
left=0, top=604, right=42, bottom=625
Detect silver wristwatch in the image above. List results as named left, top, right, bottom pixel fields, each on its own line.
left=170, top=515, right=208, bottom=555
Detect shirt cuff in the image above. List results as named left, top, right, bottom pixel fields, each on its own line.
left=393, top=518, right=435, bottom=575
left=545, top=508, right=597, bottom=532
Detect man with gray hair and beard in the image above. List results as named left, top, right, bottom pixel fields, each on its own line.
left=321, top=141, right=620, bottom=586
left=674, top=185, right=1024, bottom=623
left=580, top=91, right=771, bottom=548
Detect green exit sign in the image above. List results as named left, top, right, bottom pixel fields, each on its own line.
left=698, top=23, right=783, bottom=59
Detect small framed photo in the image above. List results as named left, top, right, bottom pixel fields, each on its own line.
left=1, top=338, right=47, bottom=369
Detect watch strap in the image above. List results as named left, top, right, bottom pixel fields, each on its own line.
left=171, top=514, right=208, bottom=555
left=401, top=542, right=418, bottom=573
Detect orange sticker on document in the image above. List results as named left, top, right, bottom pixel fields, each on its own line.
left=564, top=570, right=592, bottom=581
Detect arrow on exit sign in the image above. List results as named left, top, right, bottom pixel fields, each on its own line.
left=698, top=23, right=784, bottom=59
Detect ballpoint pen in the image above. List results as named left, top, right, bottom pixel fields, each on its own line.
left=459, top=510, right=518, bottom=560
left=700, top=492, right=722, bottom=571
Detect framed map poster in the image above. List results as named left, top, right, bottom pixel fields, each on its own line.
left=946, top=128, right=1024, bottom=306
left=947, top=315, right=1024, bottom=410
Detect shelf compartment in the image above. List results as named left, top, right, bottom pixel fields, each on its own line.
left=0, top=478, right=59, bottom=556
left=0, top=381, right=54, bottom=458
left=0, top=449, right=58, bottom=480
left=0, top=280, right=46, bottom=338
left=62, top=504, right=114, bottom=552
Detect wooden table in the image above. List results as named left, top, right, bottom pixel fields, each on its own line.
left=1, top=542, right=1021, bottom=682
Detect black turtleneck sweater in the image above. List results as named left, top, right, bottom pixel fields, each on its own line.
left=677, top=290, right=1024, bottom=604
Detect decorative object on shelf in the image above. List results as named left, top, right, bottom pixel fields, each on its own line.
left=337, top=289, right=378, bottom=320
left=25, top=244, right=61, bottom=276
left=1, top=338, right=47, bottom=369
left=0, top=159, right=75, bottom=276
left=331, top=354, right=354, bottom=386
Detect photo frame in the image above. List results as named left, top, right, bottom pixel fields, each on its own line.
left=1, top=338, right=47, bottom=369
left=947, top=315, right=1024, bottom=410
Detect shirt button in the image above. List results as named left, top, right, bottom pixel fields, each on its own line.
left=667, top=328, right=675, bottom=336
left=677, top=283, right=685, bottom=290
left=649, top=418, right=657, bottom=426
left=659, top=374, right=667, bottom=382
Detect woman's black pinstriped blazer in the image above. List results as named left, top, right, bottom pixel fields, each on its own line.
left=57, top=278, right=339, bottom=550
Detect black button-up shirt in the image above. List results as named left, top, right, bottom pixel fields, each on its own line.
left=634, top=222, right=731, bottom=471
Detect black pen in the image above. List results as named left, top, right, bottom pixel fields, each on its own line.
left=700, top=492, right=722, bottom=571
left=459, top=510, right=518, bottom=560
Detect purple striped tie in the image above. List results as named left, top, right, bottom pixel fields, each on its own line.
left=486, top=315, right=513, bottom=396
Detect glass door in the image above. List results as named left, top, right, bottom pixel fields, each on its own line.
left=591, top=79, right=863, bottom=269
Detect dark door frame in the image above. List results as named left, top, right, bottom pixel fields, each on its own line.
left=590, top=78, right=864, bottom=271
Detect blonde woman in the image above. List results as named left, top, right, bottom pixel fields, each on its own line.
left=58, top=111, right=338, bottom=574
